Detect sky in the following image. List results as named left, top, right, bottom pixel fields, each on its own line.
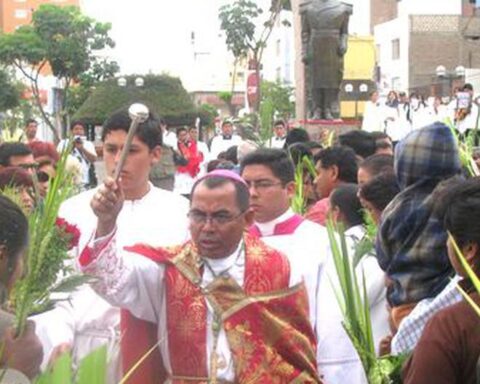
left=80, top=0, right=370, bottom=84
left=81, top=0, right=228, bottom=78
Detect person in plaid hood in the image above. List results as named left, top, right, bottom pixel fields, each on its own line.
left=376, top=122, right=462, bottom=329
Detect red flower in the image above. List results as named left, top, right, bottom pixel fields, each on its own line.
left=55, top=217, right=81, bottom=249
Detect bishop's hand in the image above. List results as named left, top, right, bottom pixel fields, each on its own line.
left=91, top=177, right=124, bottom=238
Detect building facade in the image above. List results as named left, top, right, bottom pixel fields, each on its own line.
left=0, top=0, right=79, bottom=33
left=374, top=0, right=480, bottom=95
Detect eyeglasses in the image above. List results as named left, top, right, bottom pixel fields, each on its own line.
left=244, top=180, right=283, bottom=191
left=188, top=210, right=246, bottom=226
left=17, top=162, right=39, bottom=170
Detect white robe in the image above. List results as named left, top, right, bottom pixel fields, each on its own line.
left=33, top=184, right=189, bottom=381
left=209, top=135, right=242, bottom=160
left=80, top=234, right=306, bottom=382
left=315, top=225, right=389, bottom=384
left=361, top=101, right=384, bottom=133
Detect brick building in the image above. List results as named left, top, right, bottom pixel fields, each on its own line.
left=374, top=0, right=480, bottom=95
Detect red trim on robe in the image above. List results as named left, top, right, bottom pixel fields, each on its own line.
left=249, top=213, right=305, bottom=238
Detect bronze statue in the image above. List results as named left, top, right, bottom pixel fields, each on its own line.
left=301, top=0, right=352, bottom=120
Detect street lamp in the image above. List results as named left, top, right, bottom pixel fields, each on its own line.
left=116, top=76, right=145, bottom=88
left=436, top=65, right=465, bottom=97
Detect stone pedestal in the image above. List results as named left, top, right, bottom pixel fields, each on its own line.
left=300, top=119, right=360, bottom=142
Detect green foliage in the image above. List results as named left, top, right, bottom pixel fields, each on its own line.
left=259, top=80, right=294, bottom=141
left=0, top=4, right=117, bottom=138
left=353, top=210, right=378, bottom=266
left=73, top=74, right=205, bottom=127
left=444, top=117, right=480, bottom=177
left=0, top=69, right=20, bottom=111
left=9, top=144, right=85, bottom=336
left=35, top=346, right=107, bottom=384
left=327, top=218, right=407, bottom=384
left=291, top=155, right=316, bottom=214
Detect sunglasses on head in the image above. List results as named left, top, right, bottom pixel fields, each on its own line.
left=18, top=163, right=39, bottom=170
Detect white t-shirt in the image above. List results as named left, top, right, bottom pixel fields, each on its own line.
left=57, top=139, right=97, bottom=186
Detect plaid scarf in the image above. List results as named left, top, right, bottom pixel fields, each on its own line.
left=376, top=122, right=461, bottom=306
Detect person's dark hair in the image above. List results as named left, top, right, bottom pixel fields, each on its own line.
left=463, top=83, right=474, bottom=92
left=0, top=195, right=28, bottom=264
left=284, top=128, right=310, bottom=149
left=287, top=142, right=313, bottom=166
left=338, top=130, right=377, bottom=159
left=359, top=172, right=399, bottom=212
left=221, top=120, right=233, bottom=128
left=191, top=176, right=250, bottom=212
left=225, top=146, right=238, bottom=165
left=25, top=118, right=37, bottom=126
left=101, top=108, right=163, bottom=149
left=443, top=177, right=480, bottom=249
left=274, top=120, right=286, bottom=128
left=240, top=148, right=295, bottom=185
left=370, top=131, right=390, bottom=141
left=359, top=154, right=394, bottom=177
left=314, top=146, right=358, bottom=183
left=0, top=167, right=33, bottom=189
left=0, top=143, right=32, bottom=167
left=176, top=127, right=187, bottom=136
left=330, top=183, right=364, bottom=228
left=304, top=141, right=323, bottom=151
left=70, top=120, right=86, bottom=131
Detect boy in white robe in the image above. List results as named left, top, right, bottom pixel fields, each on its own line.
left=33, top=109, right=189, bottom=381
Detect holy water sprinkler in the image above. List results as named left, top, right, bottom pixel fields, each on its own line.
left=113, top=103, right=150, bottom=180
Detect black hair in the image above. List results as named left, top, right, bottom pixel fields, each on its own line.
left=240, top=148, right=295, bottom=185
left=370, top=131, right=391, bottom=142
left=274, top=120, right=286, bottom=128
left=0, top=143, right=32, bottom=167
left=314, top=146, right=358, bottom=183
left=287, top=142, right=313, bottom=166
left=359, top=154, right=394, bottom=177
left=463, top=83, right=474, bottom=92
left=284, top=128, right=310, bottom=149
left=225, top=146, right=238, bottom=165
left=0, top=195, right=28, bottom=264
left=70, top=120, right=86, bottom=131
left=338, top=130, right=377, bottom=159
left=101, top=108, right=163, bottom=149
left=25, top=119, right=37, bottom=126
left=330, top=184, right=364, bottom=228
left=304, top=141, right=323, bottom=151
left=443, top=177, right=480, bottom=249
left=191, top=176, right=250, bottom=212
left=359, top=172, right=399, bottom=212
left=176, top=127, right=187, bottom=136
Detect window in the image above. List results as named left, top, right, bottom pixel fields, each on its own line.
left=14, top=9, right=28, bottom=19
left=391, top=39, right=400, bottom=60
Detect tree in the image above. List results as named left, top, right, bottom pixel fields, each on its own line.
left=259, top=80, right=294, bottom=141
left=0, top=4, right=117, bottom=141
left=219, top=0, right=291, bottom=113
left=73, top=74, right=210, bottom=127
left=0, top=68, right=20, bottom=112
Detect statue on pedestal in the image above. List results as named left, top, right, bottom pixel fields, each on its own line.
left=301, top=0, right=352, bottom=120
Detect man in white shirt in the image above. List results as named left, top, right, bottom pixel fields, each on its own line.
left=57, top=121, right=98, bottom=189
left=209, top=120, right=242, bottom=159
left=78, top=169, right=321, bottom=383
left=34, top=109, right=190, bottom=383
left=267, top=120, right=287, bottom=149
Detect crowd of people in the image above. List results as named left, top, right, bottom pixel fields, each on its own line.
left=0, top=84, right=479, bottom=383
left=362, top=83, right=480, bottom=143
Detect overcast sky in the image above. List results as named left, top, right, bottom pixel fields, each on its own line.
left=81, top=0, right=227, bottom=78
left=80, top=0, right=369, bottom=80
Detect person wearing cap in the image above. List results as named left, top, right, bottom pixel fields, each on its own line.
left=33, top=108, right=189, bottom=383
left=209, top=120, right=243, bottom=160
left=79, top=169, right=322, bottom=384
